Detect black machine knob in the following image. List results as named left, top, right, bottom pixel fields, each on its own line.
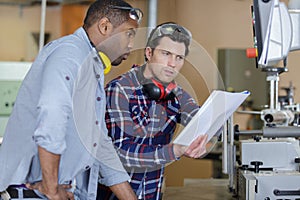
left=253, top=135, right=261, bottom=142
left=295, top=158, right=300, bottom=172
left=250, top=161, right=263, bottom=173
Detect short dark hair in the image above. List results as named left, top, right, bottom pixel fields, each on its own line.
left=145, top=22, right=192, bottom=60
left=83, top=0, right=133, bottom=29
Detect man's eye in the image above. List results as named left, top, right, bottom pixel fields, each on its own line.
left=126, top=31, right=135, bottom=38
left=162, top=51, right=169, bottom=56
left=177, top=56, right=184, bottom=60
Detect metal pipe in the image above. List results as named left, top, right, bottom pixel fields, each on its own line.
left=275, top=76, right=279, bottom=110
left=222, top=123, right=228, bottom=174
left=236, top=127, right=300, bottom=137
left=270, top=79, right=275, bottom=109
left=147, top=0, right=157, bottom=35
left=267, top=74, right=279, bottom=110
left=39, top=0, right=47, bottom=52
left=229, top=118, right=234, bottom=189
left=263, top=126, right=300, bottom=137
left=236, top=129, right=263, bottom=135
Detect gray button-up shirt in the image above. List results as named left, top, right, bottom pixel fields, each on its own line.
left=0, top=27, right=129, bottom=199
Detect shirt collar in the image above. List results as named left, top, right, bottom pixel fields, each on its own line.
left=74, top=27, right=94, bottom=50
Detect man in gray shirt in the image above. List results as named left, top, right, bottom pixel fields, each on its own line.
left=0, top=0, right=143, bottom=199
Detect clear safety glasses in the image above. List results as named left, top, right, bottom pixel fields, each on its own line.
left=149, top=23, right=192, bottom=43
left=110, top=6, right=143, bottom=24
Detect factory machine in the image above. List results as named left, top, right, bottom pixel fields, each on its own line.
left=0, top=62, right=31, bottom=144
left=222, top=0, right=300, bottom=199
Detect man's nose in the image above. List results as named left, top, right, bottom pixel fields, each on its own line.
left=128, top=38, right=135, bottom=49
left=168, top=56, right=177, bottom=67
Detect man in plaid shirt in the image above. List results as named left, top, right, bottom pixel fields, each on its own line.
left=97, top=23, right=208, bottom=200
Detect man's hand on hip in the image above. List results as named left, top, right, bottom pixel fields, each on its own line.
left=26, top=182, right=74, bottom=200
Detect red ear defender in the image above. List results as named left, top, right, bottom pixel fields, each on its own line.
left=142, top=78, right=177, bottom=100
left=151, top=79, right=166, bottom=99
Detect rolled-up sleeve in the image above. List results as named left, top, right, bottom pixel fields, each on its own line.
left=98, top=160, right=130, bottom=186
left=34, top=45, right=78, bottom=154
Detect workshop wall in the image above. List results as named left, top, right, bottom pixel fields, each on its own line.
left=1, top=0, right=297, bottom=100
left=0, top=5, right=61, bottom=61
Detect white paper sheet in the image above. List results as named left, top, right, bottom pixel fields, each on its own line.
left=173, top=90, right=250, bottom=146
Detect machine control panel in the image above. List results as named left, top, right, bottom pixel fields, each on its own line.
left=0, top=80, right=22, bottom=116
left=0, top=62, right=31, bottom=140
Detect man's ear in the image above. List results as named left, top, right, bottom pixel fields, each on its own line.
left=97, top=17, right=113, bottom=36
left=145, top=47, right=152, bottom=61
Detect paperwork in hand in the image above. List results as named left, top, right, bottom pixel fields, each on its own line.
left=173, top=90, right=250, bottom=146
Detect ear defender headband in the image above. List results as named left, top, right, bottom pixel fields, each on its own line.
left=137, top=65, right=177, bottom=101
left=98, top=52, right=112, bottom=75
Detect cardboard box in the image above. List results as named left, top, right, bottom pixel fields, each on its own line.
left=164, top=157, right=213, bottom=187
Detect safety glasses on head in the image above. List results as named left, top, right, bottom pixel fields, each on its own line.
left=110, top=5, right=143, bottom=24
left=149, top=23, right=192, bottom=43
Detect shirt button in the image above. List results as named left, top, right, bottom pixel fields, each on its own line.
left=93, top=143, right=97, bottom=147
left=161, top=111, right=165, bottom=115
left=96, top=74, right=100, bottom=79
left=96, top=97, right=101, bottom=101
left=65, top=76, right=70, bottom=80
left=85, top=165, right=90, bottom=170
left=95, top=121, right=99, bottom=125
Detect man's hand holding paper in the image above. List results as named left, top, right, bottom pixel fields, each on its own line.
left=173, top=134, right=208, bottom=159
left=184, top=134, right=208, bottom=158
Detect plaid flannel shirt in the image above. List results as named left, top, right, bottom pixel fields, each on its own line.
left=98, top=65, right=199, bottom=200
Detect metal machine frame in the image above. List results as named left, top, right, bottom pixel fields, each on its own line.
left=222, top=0, right=300, bottom=199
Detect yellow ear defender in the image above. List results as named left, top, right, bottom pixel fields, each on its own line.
left=99, top=52, right=112, bottom=75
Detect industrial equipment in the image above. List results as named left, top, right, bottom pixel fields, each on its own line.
left=0, top=62, right=31, bottom=143
left=223, top=0, right=300, bottom=199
